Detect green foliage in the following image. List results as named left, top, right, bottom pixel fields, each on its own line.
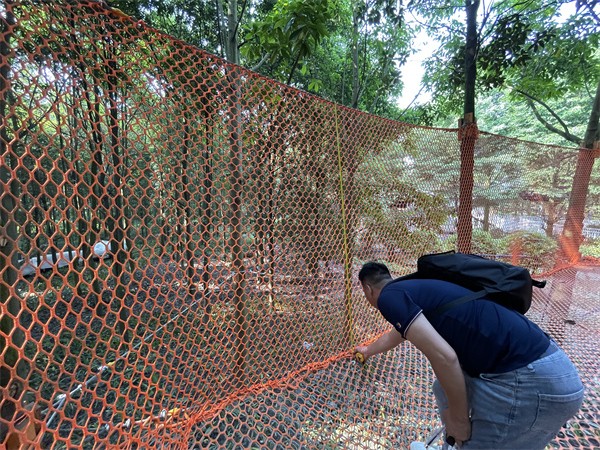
left=508, top=14, right=600, bottom=103
left=501, top=230, right=558, bottom=259
left=580, top=239, right=600, bottom=258
left=240, top=0, right=413, bottom=116
left=476, top=89, right=590, bottom=147
left=397, top=104, right=437, bottom=126
left=442, top=229, right=504, bottom=255
left=421, top=33, right=465, bottom=118
left=415, top=0, right=599, bottom=145
left=442, top=229, right=559, bottom=264
left=472, top=229, right=504, bottom=255
left=405, top=229, right=444, bottom=257
left=110, top=0, right=222, bottom=52
left=353, top=131, right=452, bottom=261
left=241, top=0, right=332, bottom=82
left=478, top=11, right=559, bottom=90
left=473, top=134, right=527, bottom=209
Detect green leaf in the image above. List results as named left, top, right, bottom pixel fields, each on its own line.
left=308, top=78, right=323, bottom=92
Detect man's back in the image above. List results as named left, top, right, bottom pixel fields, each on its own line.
left=378, top=278, right=549, bottom=376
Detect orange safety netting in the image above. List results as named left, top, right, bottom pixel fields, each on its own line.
left=1, top=1, right=599, bottom=449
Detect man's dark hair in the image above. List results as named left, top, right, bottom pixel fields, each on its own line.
left=358, top=261, right=392, bottom=285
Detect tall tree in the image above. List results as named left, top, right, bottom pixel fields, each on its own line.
left=0, top=0, right=24, bottom=425
left=560, top=82, right=600, bottom=261
left=411, top=0, right=599, bottom=255
left=457, top=0, right=480, bottom=253
left=218, top=0, right=249, bottom=388
left=110, top=0, right=222, bottom=53
left=347, top=0, right=409, bottom=111
left=500, top=2, right=600, bottom=261
left=477, top=88, right=600, bottom=239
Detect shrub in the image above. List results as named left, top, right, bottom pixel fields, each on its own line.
left=580, top=239, right=600, bottom=258
left=501, top=231, right=557, bottom=258
left=499, top=231, right=558, bottom=272
left=441, top=229, right=503, bottom=255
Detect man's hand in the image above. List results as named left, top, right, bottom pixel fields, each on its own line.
left=444, top=410, right=471, bottom=447
left=354, top=345, right=369, bottom=363
left=354, top=330, right=405, bottom=365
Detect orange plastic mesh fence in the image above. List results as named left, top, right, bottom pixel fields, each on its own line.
left=1, top=1, right=599, bottom=449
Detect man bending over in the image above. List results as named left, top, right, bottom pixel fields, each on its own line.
left=356, top=261, right=583, bottom=449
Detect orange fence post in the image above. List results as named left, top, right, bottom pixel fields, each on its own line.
left=559, top=143, right=599, bottom=264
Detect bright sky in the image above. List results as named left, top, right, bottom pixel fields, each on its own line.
left=397, top=32, right=435, bottom=109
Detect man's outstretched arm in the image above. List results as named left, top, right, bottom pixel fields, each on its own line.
left=405, top=313, right=471, bottom=445
left=355, top=328, right=405, bottom=361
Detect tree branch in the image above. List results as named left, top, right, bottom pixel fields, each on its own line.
left=397, top=82, right=427, bottom=119
left=233, top=0, right=248, bottom=40
left=286, top=51, right=302, bottom=85
left=250, top=53, right=270, bottom=72
left=515, top=89, right=582, bottom=144
left=578, top=0, right=600, bottom=24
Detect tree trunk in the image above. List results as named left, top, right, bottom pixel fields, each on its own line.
left=463, top=0, right=479, bottom=117
left=180, top=118, right=197, bottom=297
left=104, top=36, right=130, bottom=347
left=201, top=118, right=214, bottom=297
left=351, top=4, right=361, bottom=109
left=335, top=109, right=360, bottom=347
left=544, top=201, right=557, bottom=237
left=80, top=80, right=105, bottom=297
left=254, top=112, right=281, bottom=306
left=227, top=75, right=248, bottom=389
left=483, top=200, right=490, bottom=232
left=224, top=0, right=240, bottom=65
left=223, top=0, right=248, bottom=389
left=0, top=0, right=23, bottom=409
left=559, top=79, right=600, bottom=263
left=457, top=0, right=480, bottom=253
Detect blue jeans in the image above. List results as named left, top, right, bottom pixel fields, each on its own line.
left=433, top=341, right=584, bottom=450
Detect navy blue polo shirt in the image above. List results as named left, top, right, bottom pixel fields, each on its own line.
left=377, top=278, right=550, bottom=377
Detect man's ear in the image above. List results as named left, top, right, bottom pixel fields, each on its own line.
left=360, top=281, right=371, bottom=295
left=362, top=282, right=377, bottom=307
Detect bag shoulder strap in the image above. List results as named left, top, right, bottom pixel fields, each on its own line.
left=428, top=289, right=487, bottom=319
